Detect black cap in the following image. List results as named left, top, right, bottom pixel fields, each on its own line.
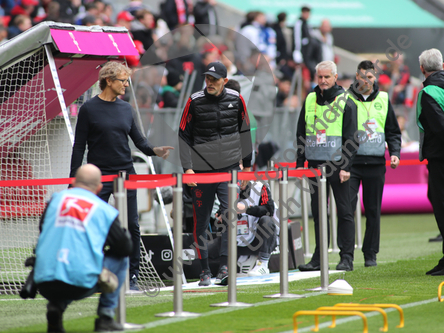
left=202, top=62, right=227, bottom=79
left=167, top=69, right=182, bottom=87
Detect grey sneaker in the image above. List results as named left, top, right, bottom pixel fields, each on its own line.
left=94, top=316, right=124, bottom=332
left=198, top=269, right=212, bottom=286
left=215, top=265, right=228, bottom=285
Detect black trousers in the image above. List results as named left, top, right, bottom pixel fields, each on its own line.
left=191, top=181, right=229, bottom=260
left=427, top=161, right=444, bottom=264
left=99, top=181, right=140, bottom=278
left=349, top=164, right=385, bottom=258
left=310, top=166, right=355, bottom=263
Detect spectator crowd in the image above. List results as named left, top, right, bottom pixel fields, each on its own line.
left=0, top=1, right=419, bottom=140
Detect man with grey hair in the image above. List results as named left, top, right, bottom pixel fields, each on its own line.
left=296, top=60, right=359, bottom=271
left=70, top=61, right=174, bottom=290
left=416, top=48, right=444, bottom=276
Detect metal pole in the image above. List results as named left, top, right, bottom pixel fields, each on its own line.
left=329, top=185, right=339, bottom=253
left=44, top=45, right=74, bottom=146
left=264, top=168, right=304, bottom=299
left=268, top=160, right=275, bottom=199
left=319, top=166, right=329, bottom=291
left=301, top=177, right=311, bottom=258
left=156, top=174, right=200, bottom=317
left=114, top=173, right=127, bottom=325
left=211, top=170, right=253, bottom=307
left=355, top=192, right=363, bottom=250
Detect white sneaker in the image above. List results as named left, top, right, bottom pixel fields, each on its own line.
left=247, top=261, right=270, bottom=276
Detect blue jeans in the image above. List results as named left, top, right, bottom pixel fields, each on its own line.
left=38, top=256, right=129, bottom=318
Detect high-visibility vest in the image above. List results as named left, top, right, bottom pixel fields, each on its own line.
left=304, top=92, right=346, bottom=161
left=349, top=91, right=389, bottom=156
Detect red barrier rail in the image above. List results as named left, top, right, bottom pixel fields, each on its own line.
left=288, top=169, right=322, bottom=178
left=0, top=175, right=118, bottom=187
left=385, top=159, right=427, bottom=166
left=2, top=159, right=425, bottom=188
left=183, top=173, right=231, bottom=184
left=129, top=174, right=173, bottom=180
left=125, top=177, right=177, bottom=190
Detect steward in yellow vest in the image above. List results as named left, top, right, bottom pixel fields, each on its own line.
left=296, top=60, right=359, bottom=272
left=348, top=60, right=401, bottom=268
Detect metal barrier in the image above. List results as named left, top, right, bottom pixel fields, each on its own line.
left=264, top=168, right=305, bottom=299
left=156, top=173, right=200, bottom=317
left=318, top=166, right=329, bottom=290
left=211, top=170, right=253, bottom=307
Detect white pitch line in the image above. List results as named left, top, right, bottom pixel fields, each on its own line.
left=142, top=291, right=326, bottom=329
left=281, top=297, right=438, bottom=333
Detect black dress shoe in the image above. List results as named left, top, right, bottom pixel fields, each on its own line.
left=336, top=256, right=353, bottom=271
left=426, top=265, right=443, bottom=275
left=298, top=261, right=320, bottom=271
left=364, top=259, right=377, bottom=267
left=430, top=268, right=444, bottom=276
left=429, top=234, right=443, bottom=242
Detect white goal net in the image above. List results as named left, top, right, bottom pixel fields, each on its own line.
left=0, top=47, right=164, bottom=295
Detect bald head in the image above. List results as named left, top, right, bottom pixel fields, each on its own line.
left=73, top=164, right=103, bottom=194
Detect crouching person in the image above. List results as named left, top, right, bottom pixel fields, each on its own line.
left=236, top=181, right=279, bottom=276
left=34, top=164, right=133, bottom=332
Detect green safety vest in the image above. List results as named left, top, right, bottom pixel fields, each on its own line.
left=349, top=91, right=388, bottom=156
left=416, top=85, right=444, bottom=161
left=304, top=92, right=346, bottom=161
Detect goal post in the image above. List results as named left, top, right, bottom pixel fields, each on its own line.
left=0, top=22, right=165, bottom=295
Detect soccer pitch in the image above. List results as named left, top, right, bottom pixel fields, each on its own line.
left=2, top=213, right=444, bottom=333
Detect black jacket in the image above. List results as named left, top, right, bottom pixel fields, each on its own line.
left=239, top=183, right=274, bottom=218
left=296, top=84, right=358, bottom=172
left=179, top=87, right=252, bottom=172
left=348, top=82, right=401, bottom=165
left=418, top=70, right=444, bottom=161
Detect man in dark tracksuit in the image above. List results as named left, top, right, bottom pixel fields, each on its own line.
left=348, top=60, right=401, bottom=267
left=296, top=60, right=359, bottom=272
left=178, top=62, right=252, bottom=286
left=416, top=48, right=444, bottom=276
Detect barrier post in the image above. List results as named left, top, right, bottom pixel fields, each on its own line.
left=355, top=192, right=363, bottom=250
left=156, top=173, right=200, bottom=317
left=319, top=166, right=329, bottom=291
left=301, top=177, right=311, bottom=258
left=268, top=160, right=275, bottom=200
left=211, top=170, right=253, bottom=307
left=264, top=168, right=305, bottom=299
left=329, top=185, right=339, bottom=253
left=114, top=172, right=127, bottom=325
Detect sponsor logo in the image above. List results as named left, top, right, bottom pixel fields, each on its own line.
left=374, top=102, right=382, bottom=110
left=161, top=249, right=173, bottom=261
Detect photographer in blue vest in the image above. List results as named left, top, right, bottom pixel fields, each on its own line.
left=348, top=60, right=401, bottom=268
left=296, top=60, right=359, bottom=272
left=34, top=164, right=133, bottom=332
left=416, top=48, right=444, bottom=276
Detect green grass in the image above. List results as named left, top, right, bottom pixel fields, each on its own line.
left=2, top=213, right=444, bottom=333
